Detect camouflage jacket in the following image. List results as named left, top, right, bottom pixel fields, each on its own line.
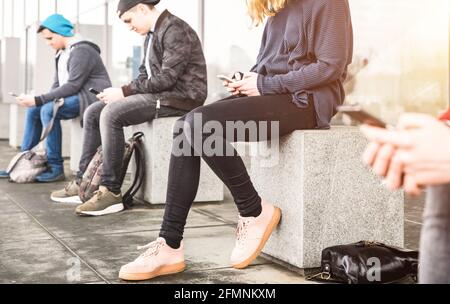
left=122, top=10, right=207, bottom=111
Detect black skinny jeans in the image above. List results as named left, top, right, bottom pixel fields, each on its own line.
left=159, top=94, right=317, bottom=249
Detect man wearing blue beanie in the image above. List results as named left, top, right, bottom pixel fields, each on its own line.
left=38, top=13, right=75, bottom=37
left=0, top=14, right=111, bottom=183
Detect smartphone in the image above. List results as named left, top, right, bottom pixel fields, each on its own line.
left=8, top=92, right=19, bottom=97
left=337, top=105, right=388, bottom=129
left=89, top=88, right=100, bottom=95
left=217, top=75, right=236, bottom=83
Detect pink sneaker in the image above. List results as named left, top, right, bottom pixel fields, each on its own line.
left=119, top=237, right=186, bottom=281
left=230, top=201, right=281, bottom=269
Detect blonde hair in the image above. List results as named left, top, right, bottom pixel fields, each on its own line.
left=247, top=0, right=288, bottom=25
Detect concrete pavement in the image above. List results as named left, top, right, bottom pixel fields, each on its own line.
left=0, top=140, right=422, bottom=284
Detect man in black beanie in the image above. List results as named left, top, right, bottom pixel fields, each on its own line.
left=116, top=0, right=161, bottom=18
left=52, top=0, right=207, bottom=217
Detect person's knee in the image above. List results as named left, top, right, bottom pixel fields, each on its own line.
left=183, top=110, right=198, bottom=143
left=184, top=107, right=207, bottom=133
left=26, top=106, right=41, bottom=118
left=83, top=102, right=103, bottom=125
left=40, top=103, right=54, bottom=121
left=183, top=107, right=210, bottom=147
left=64, top=95, right=79, bottom=103
left=99, top=103, right=122, bottom=128
left=173, top=116, right=187, bottom=138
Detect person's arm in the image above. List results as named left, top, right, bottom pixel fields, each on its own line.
left=257, top=0, right=352, bottom=94
left=49, top=72, right=60, bottom=91
left=136, top=35, right=150, bottom=81
left=35, top=47, right=94, bottom=105
left=122, top=24, right=193, bottom=96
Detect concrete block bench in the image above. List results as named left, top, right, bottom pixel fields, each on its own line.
left=131, top=117, right=224, bottom=204
left=68, top=118, right=83, bottom=172
left=8, top=104, right=26, bottom=148
left=249, top=126, right=404, bottom=270
left=0, top=103, right=9, bottom=139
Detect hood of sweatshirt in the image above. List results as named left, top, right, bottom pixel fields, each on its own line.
left=55, top=34, right=102, bottom=58
left=70, top=40, right=102, bottom=54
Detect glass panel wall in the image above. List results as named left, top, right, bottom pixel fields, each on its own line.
left=24, top=0, right=39, bottom=26
left=56, top=0, right=78, bottom=23
left=0, top=1, right=3, bottom=36
left=2, top=0, right=13, bottom=36
left=345, top=0, right=449, bottom=123
left=39, top=0, right=57, bottom=22
left=79, top=0, right=106, bottom=25
left=158, top=0, right=201, bottom=34
left=108, top=0, right=143, bottom=87
left=203, top=0, right=264, bottom=103
left=0, top=0, right=448, bottom=116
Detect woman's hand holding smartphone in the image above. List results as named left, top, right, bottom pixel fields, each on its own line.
left=218, top=72, right=244, bottom=95
left=217, top=75, right=236, bottom=83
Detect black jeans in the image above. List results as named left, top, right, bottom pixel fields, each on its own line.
left=77, top=95, right=187, bottom=193
left=159, top=94, right=317, bottom=248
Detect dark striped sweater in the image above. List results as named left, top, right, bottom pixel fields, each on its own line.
left=253, top=0, right=353, bottom=129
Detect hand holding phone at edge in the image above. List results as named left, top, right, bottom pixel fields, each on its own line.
left=360, top=113, right=450, bottom=196
left=16, top=94, right=36, bottom=108
left=97, top=87, right=124, bottom=104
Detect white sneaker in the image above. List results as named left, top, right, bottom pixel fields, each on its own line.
left=50, top=180, right=81, bottom=204
left=119, top=237, right=186, bottom=281
left=230, top=201, right=281, bottom=269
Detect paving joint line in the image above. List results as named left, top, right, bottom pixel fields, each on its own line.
left=192, top=208, right=237, bottom=226
left=55, top=223, right=234, bottom=240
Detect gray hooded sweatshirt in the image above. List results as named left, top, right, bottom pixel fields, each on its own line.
left=34, top=40, right=112, bottom=124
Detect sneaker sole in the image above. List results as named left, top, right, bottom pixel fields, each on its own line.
left=51, top=195, right=81, bottom=204
left=232, top=206, right=282, bottom=269
left=78, top=203, right=124, bottom=216
left=36, top=176, right=66, bottom=183
left=119, top=262, right=186, bottom=281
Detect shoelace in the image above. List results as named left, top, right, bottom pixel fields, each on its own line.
left=137, top=240, right=164, bottom=258
left=236, top=218, right=253, bottom=245
left=65, top=181, right=75, bottom=192
left=92, top=188, right=107, bottom=200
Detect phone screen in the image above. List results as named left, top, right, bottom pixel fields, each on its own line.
left=217, top=75, right=235, bottom=83
left=89, top=88, right=100, bottom=95
left=338, top=105, right=387, bottom=129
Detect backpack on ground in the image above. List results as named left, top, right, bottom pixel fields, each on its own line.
left=6, top=99, right=63, bottom=183
left=78, top=132, right=145, bottom=208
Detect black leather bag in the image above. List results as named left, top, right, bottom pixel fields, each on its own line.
left=307, top=241, right=419, bottom=284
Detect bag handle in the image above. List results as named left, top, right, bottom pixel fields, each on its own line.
left=132, top=132, right=144, bottom=142
left=123, top=146, right=143, bottom=207
left=123, top=134, right=145, bottom=208
left=31, top=98, right=64, bottom=151
left=306, top=272, right=332, bottom=281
